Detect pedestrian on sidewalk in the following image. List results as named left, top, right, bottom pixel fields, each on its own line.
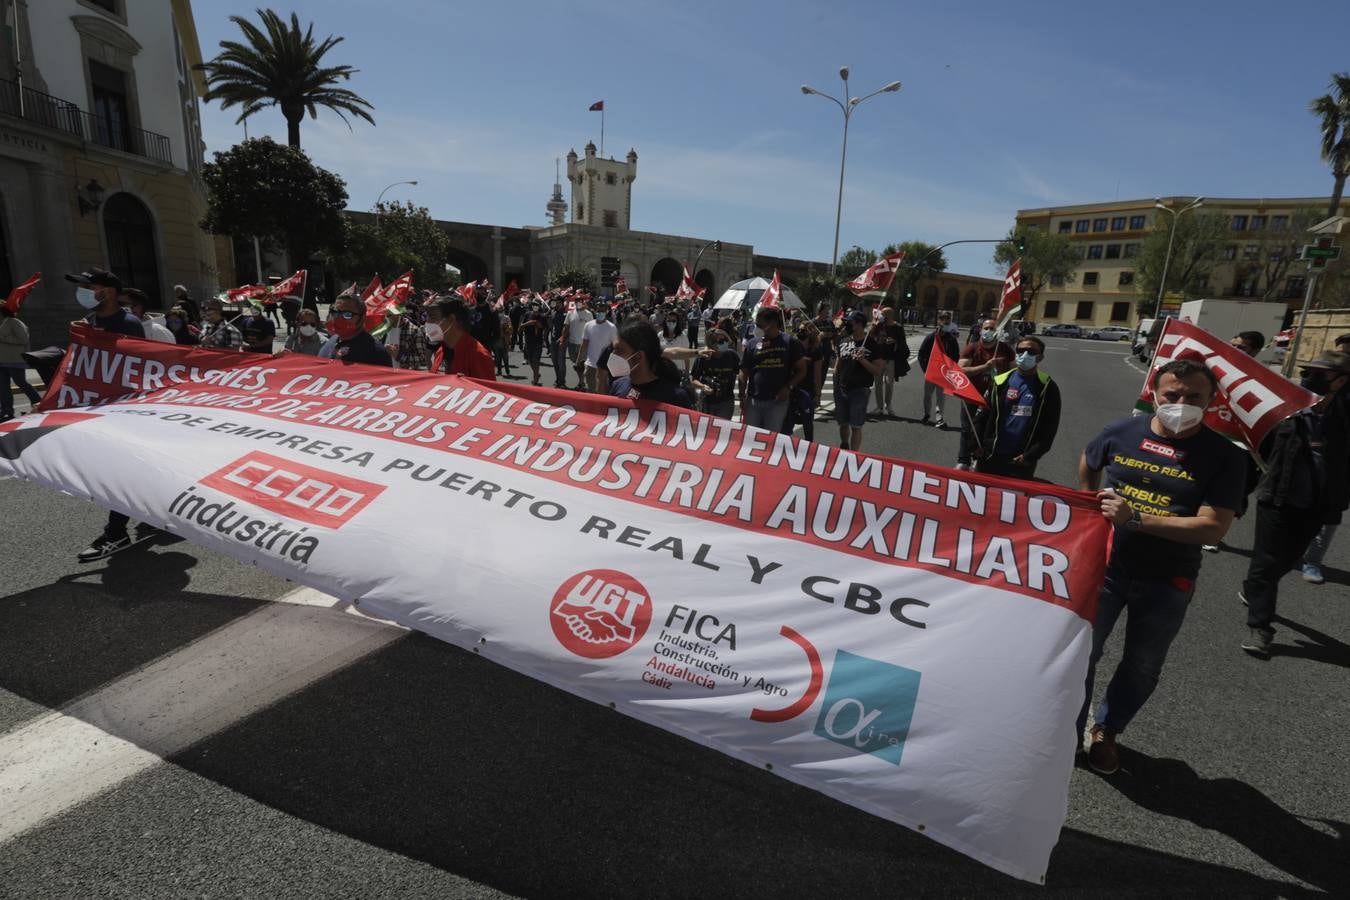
left=1076, top=359, right=1246, bottom=774
left=0, top=305, right=42, bottom=420
left=1239, top=351, right=1350, bottom=658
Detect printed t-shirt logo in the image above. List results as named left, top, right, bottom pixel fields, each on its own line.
left=1139, top=439, right=1183, bottom=461
left=813, top=649, right=921, bottom=766
left=199, top=450, right=384, bottom=528
left=551, top=569, right=652, bottom=659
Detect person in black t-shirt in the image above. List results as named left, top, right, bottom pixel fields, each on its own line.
left=691, top=328, right=739, bottom=419
left=1076, top=359, right=1246, bottom=775
left=738, top=306, right=805, bottom=431
left=326, top=294, right=392, bottom=367
left=783, top=321, right=823, bottom=441
left=833, top=311, right=885, bottom=451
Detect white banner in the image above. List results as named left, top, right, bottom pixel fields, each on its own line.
left=0, top=328, right=1112, bottom=883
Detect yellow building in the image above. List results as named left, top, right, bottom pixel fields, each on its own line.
left=1014, top=196, right=1350, bottom=330
left=0, top=0, right=221, bottom=343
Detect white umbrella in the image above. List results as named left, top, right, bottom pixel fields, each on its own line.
left=712, top=276, right=805, bottom=312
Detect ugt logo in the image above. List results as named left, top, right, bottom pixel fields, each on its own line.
left=813, top=650, right=921, bottom=766
left=550, top=569, right=652, bottom=659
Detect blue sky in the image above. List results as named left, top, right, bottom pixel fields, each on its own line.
left=192, top=0, right=1348, bottom=278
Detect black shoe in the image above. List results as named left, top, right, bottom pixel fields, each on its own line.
left=1241, top=626, right=1273, bottom=658
left=78, top=532, right=131, bottom=563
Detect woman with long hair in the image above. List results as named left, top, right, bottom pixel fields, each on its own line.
left=607, top=318, right=691, bottom=407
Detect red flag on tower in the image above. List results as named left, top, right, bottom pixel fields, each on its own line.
left=846, top=251, right=906, bottom=297
left=759, top=271, right=782, bottom=309
left=925, top=331, right=987, bottom=407
left=3, top=272, right=41, bottom=314
left=588, top=100, right=604, bottom=112
left=994, top=260, right=1023, bottom=333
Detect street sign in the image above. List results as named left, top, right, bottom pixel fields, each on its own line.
left=1301, top=237, right=1341, bottom=269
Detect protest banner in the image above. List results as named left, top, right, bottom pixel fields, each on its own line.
left=0, top=326, right=1112, bottom=883
left=1134, top=317, right=1318, bottom=453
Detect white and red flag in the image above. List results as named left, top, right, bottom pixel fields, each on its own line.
left=364, top=270, right=415, bottom=334
left=614, top=275, right=628, bottom=296
left=270, top=269, right=307, bottom=299
left=759, top=271, right=783, bottom=309
left=225, top=283, right=269, bottom=303
left=360, top=276, right=382, bottom=303
left=925, top=331, right=987, bottom=407
left=993, top=260, right=1023, bottom=333
left=1134, top=317, right=1318, bottom=455
left=3, top=272, right=41, bottom=314
left=846, top=251, right=905, bottom=297
left=457, top=281, right=478, bottom=304
left=675, top=263, right=704, bottom=301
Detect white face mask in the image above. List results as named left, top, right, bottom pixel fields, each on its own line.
left=423, top=322, right=444, bottom=344
left=1155, top=402, right=1205, bottom=434
left=607, top=351, right=634, bottom=379
left=943, top=323, right=957, bottom=334
left=298, top=325, right=317, bottom=337
left=76, top=287, right=99, bottom=309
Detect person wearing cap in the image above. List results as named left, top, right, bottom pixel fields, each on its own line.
left=1238, top=350, right=1350, bottom=658
left=65, top=268, right=143, bottom=338
left=916, top=311, right=960, bottom=427
left=122, top=288, right=175, bottom=344
left=241, top=317, right=275, bottom=354
left=199, top=297, right=243, bottom=350
left=832, top=310, right=884, bottom=450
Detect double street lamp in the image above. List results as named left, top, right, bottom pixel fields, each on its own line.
left=375, top=180, right=419, bottom=227
left=1152, top=196, right=1204, bottom=318
left=801, top=67, right=902, bottom=277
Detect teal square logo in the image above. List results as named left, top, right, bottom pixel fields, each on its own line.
left=813, top=650, right=921, bottom=766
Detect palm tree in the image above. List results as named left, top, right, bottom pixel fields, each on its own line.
left=197, top=8, right=375, bottom=150
left=1310, top=73, right=1350, bottom=219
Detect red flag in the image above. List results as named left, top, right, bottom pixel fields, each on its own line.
left=846, top=252, right=906, bottom=297
left=1134, top=317, right=1319, bottom=455
left=759, top=271, right=782, bottom=309
left=675, top=262, right=704, bottom=301
left=364, top=270, right=415, bottom=332
left=925, top=332, right=987, bottom=407
left=615, top=275, right=628, bottom=295
left=360, top=276, right=382, bottom=302
left=226, top=284, right=269, bottom=302
left=589, top=100, right=604, bottom=111
left=457, top=281, right=478, bottom=303
left=3, top=272, right=41, bottom=314
left=496, top=279, right=520, bottom=310
left=271, top=269, right=307, bottom=299
left=994, top=260, right=1022, bottom=331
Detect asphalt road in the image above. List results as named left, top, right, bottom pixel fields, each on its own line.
left=0, top=332, right=1346, bottom=898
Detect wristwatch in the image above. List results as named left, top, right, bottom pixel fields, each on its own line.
left=1123, top=508, right=1143, bottom=532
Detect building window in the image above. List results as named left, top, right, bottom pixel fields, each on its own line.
left=605, top=172, right=617, bottom=185
left=1272, top=215, right=1289, bottom=231
left=83, top=0, right=120, bottom=13
left=1058, top=221, right=1072, bottom=233
left=1110, top=302, right=1131, bottom=321
left=1118, top=271, right=1134, bottom=286
left=1049, top=274, right=1065, bottom=286
left=1129, top=215, right=1146, bottom=229
left=1286, top=275, right=1306, bottom=299
left=1111, top=216, right=1126, bottom=231
left=1043, top=300, right=1061, bottom=318
left=602, top=210, right=618, bottom=228
left=1075, top=300, right=1094, bottom=320
left=1092, top=218, right=1108, bottom=232
left=1083, top=272, right=1099, bottom=286
left=576, top=203, right=584, bottom=219
left=1222, top=245, right=1237, bottom=260
left=1231, top=215, right=1248, bottom=231
left=103, top=192, right=160, bottom=307
left=1196, top=275, right=1210, bottom=291
left=1250, top=215, right=1266, bottom=231
left=1086, top=245, right=1103, bottom=259
left=1123, top=243, right=1140, bottom=258
left=1075, top=219, right=1090, bottom=233
left=1105, top=244, right=1121, bottom=259
left=89, top=60, right=132, bottom=153
left=1243, top=244, right=1259, bottom=260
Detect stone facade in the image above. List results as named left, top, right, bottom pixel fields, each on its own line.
left=566, top=143, right=635, bottom=230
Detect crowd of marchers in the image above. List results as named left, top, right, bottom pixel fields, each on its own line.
left=4, top=268, right=1348, bottom=779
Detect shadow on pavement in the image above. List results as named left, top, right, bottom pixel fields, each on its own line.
left=170, top=635, right=1325, bottom=898
left=0, top=549, right=265, bottom=709
left=1100, top=748, right=1347, bottom=893
left=1273, top=615, right=1350, bottom=669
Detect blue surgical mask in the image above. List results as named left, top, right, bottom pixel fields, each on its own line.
left=1015, top=351, right=1038, bottom=371
left=981, top=329, right=997, bottom=342
left=594, top=312, right=607, bottom=322
left=76, top=286, right=98, bottom=309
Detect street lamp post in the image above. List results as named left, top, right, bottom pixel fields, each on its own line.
left=691, top=239, right=722, bottom=294
left=375, top=180, right=419, bottom=227
left=1152, top=196, right=1204, bottom=318
left=801, top=68, right=901, bottom=277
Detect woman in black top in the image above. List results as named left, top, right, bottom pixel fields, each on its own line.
left=607, top=319, right=692, bottom=408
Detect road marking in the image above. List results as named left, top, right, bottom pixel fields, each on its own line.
left=1074, top=348, right=1129, bottom=355
left=0, top=588, right=402, bottom=844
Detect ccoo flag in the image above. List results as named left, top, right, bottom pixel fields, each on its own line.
left=847, top=252, right=905, bottom=297
left=925, top=331, right=987, bottom=406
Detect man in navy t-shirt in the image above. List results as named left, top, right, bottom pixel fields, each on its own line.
left=738, top=306, right=805, bottom=431
left=1076, top=358, right=1246, bottom=775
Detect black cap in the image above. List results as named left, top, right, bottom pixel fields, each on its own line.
left=848, top=310, right=869, bottom=323
left=65, top=267, right=122, bottom=291
left=1302, top=350, right=1350, bottom=376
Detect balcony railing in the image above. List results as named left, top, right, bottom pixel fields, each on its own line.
left=0, top=77, right=172, bottom=165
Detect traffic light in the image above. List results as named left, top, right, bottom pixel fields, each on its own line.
left=904, top=288, right=914, bottom=302
left=1015, top=234, right=1027, bottom=254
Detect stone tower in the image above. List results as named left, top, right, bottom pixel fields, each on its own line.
left=566, top=143, right=637, bottom=229
left=546, top=158, right=567, bottom=226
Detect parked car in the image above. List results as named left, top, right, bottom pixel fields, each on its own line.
left=1088, top=325, right=1133, bottom=341
left=1041, top=324, right=1083, bottom=338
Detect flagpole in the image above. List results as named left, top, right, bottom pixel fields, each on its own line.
left=601, top=106, right=605, bottom=157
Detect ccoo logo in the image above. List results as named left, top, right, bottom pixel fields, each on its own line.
left=813, top=650, right=921, bottom=766
left=199, top=451, right=384, bottom=528
left=940, top=362, right=971, bottom=392
left=550, top=569, right=652, bottom=659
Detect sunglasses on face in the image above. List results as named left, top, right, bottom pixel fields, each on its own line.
left=329, top=310, right=358, bottom=320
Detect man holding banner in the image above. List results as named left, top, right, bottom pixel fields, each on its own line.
left=1078, top=359, right=1247, bottom=774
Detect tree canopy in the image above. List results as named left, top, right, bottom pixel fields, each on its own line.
left=336, top=202, right=452, bottom=291
left=993, top=228, right=1080, bottom=318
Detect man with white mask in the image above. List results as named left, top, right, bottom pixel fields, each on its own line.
left=1075, top=359, right=1247, bottom=775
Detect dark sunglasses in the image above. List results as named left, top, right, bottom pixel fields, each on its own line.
left=328, top=310, right=358, bottom=320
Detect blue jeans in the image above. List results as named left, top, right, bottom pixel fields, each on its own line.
left=746, top=398, right=788, bottom=431
left=1076, top=571, right=1194, bottom=739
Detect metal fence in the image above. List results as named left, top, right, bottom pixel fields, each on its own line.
left=0, top=77, right=173, bottom=166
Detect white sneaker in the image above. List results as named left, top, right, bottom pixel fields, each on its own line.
left=933, top=417, right=946, bottom=428
left=954, top=462, right=972, bottom=471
